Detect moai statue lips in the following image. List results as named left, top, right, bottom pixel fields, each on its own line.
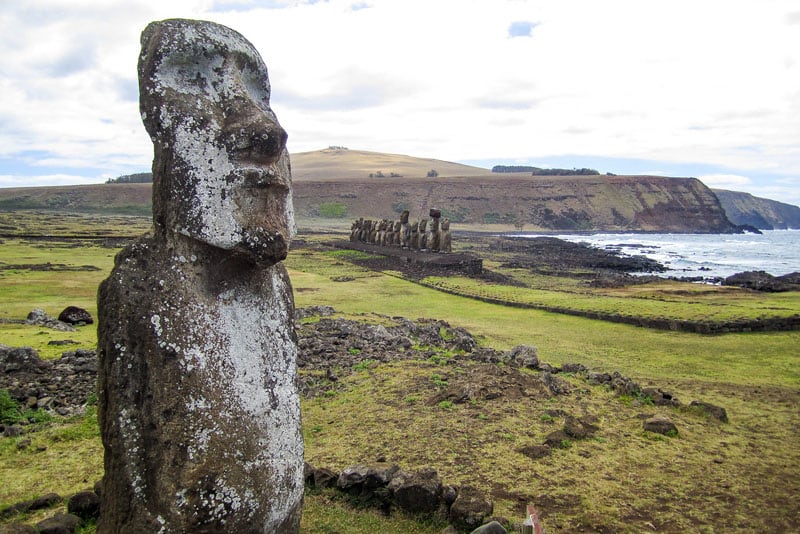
left=97, top=19, right=303, bottom=533
left=139, top=18, right=295, bottom=267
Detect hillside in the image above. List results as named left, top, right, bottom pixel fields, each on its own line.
left=0, top=149, right=769, bottom=233
left=290, top=147, right=491, bottom=180
left=713, top=189, right=800, bottom=230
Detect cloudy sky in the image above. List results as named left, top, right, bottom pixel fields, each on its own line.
left=2, top=0, right=799, bottom=206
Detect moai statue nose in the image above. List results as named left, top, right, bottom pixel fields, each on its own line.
left=223, top=107, right=288, bottom=166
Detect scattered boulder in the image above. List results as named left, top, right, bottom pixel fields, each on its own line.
left=519, top=444, right=551, bottom=459
left=643, top=415, right=678, bottom=435
left=35, top=512, right=82, bottom=534
left=543, top=430, right=572, bottom=448
left=563, top=415, right=600, bottom=439
left=57, top=306, right=93, bottom=325
left=449, top=486, right=493, bottom=532
left=470, top=520, right=508, bottom=534
left=67, top=490, right=100, bottom=520
left=388, top=467, right=443, bottom=514
left=690, top=401, right=729, bottom=423
left=0, top=493, right=61, bottom=518
left=24, top=309, right=75, bottom=332
left=305, top=463, right=338, bottom=489
left=508, top=345, right=539, bottom=369
left=641, top=387, right=680, bottom=406
left=337, top=463, right=400, bottom=505
left=539, top=372, right=571, bottom=395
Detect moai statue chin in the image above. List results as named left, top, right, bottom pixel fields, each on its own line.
left=97, top=19, right=303, bottom=533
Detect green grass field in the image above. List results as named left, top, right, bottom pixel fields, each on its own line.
left=1, top=215, right=798, bottom=532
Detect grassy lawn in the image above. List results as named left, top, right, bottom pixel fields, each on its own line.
left=1, top=220, right=798, bottom=532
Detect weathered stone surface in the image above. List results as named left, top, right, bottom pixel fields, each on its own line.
left=449, top=486, right=493, bottom=531
left=643, top=415, right=678, bottom=435
left=97, top=18, right=302, bottom=533
left=387, top=467, right=443, bottom=514
left=57, top=306, right=93, bottom=325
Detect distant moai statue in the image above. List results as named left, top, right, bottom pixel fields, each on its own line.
left=428, top=208, right=442, bottom=252
left=410, top=220, right=420, bottom=250
left=392, top=221, right=402, bottom=246
left=441, top=217, right=452, bottom=252
left=97, top=19, right=303, bottom=533
left=399, top=210, right=410, bottom=248
left=351, top=218, right=363, bottom=241
left=419, top=219, right=428, bottom=250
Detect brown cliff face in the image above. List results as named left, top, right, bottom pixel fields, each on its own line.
left=293, top=174, right=736, bottom=233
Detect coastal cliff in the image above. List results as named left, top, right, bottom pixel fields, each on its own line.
left=293, top=174, right=736, bottom=233
left=713, top=189, right=800, bottom=230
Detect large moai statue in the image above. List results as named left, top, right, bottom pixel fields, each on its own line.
left=97, top=19, right=303, bottom=533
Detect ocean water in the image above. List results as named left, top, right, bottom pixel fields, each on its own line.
left=514, top=230, right=800, bottom=280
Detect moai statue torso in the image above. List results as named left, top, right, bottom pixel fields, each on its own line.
left=441, top=217, right=452, bottom=252
left=419, top=219, right=428, bottom=250
left=399, top=210, right=410, bottom=248
left=410, top=221, right=420, bottom=250
left=97, top=19, right=303, bottom=533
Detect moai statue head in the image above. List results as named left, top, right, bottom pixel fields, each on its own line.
left=442, top=217, right=450, bottom=231
left=139, top=18, right=294, bottom=266
left=400, top=210, right=410, bottom=224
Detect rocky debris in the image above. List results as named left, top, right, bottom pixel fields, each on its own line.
left=690, top=401, right=729, bottom=423
left=563, top=415, right=600, bottom=439
left=519, top=444, right=552, bottom=459
left=294, top=305, right=335, bottom=320
left=67, top=491, right=100, bottom=521
left=470, top=520, right=508, bottom=534
left=387, top=467, right=443, bottom=514
left=35, top=512, right=82, bottom=534
left=0, top=493, right=61, bottom=519
left=508, top=345, right=539, bottom=369
left=723, top=270, right=800, bottom=292
left=57, top=306, right=93, bottom=325
left=643, top=415, right=678, bottom=435
left=0, top=346, right=97, bottom=420
left=641, top=387, right=680, bottom=407
left=587, top=370, right=641, bottom=396
left=449, top=486, right=494, bottom=532
left=305, top=461, right=493, bottom=530
left=24, top=309, right=75, bottom=332
left=492, top=236, right=666, bottom=275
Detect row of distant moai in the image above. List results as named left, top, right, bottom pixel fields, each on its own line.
left=350, top=208, right=452, bottom=252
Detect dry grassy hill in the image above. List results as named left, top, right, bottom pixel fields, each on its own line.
left=290, top=147, right=493, bottom=181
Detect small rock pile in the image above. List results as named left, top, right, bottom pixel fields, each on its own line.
left=0, top=485, right=100, bottom=533
left=304, top=461, right=500, bottom=532
left=0, top=344, right=97, bottom=426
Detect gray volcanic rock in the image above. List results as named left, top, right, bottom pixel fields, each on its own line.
left=97, top=18, right=302, bottom=533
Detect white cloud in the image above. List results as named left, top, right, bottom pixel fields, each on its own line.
left=0, top=0, right=798, bottom=205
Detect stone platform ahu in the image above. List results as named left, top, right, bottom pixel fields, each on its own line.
left=97, top=19, right=303, bottom=532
